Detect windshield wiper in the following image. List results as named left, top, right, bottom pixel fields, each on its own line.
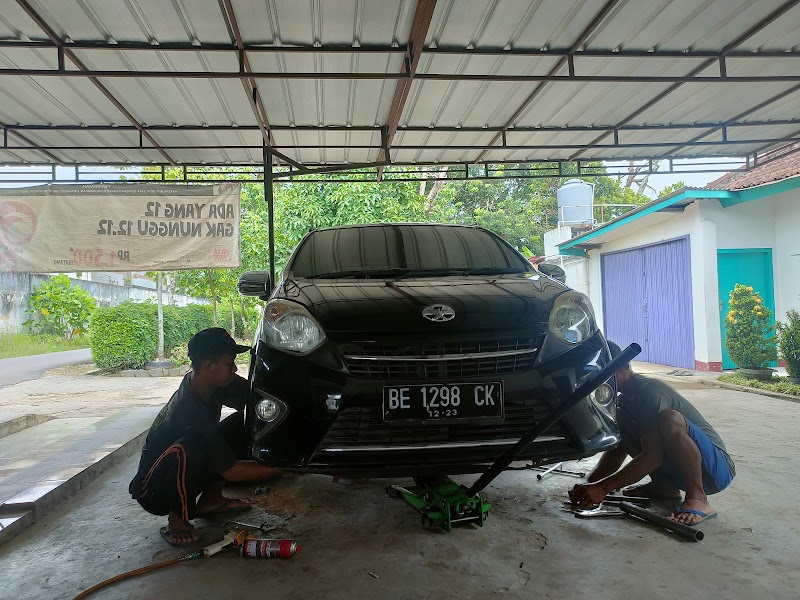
left=306, top=268, right=412, bottom=279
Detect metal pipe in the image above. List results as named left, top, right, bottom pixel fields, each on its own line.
left=1, top=68, right=800, bottom=83
left=619, top=502, right=704, bottom=542
left=264, top=146, right=275, bottom=285
left=467, top=343, right=641, bottom=496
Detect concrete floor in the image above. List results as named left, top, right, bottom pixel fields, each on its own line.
left=1, top=380, right=797, bottom=600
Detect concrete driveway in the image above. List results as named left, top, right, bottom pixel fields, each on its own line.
left=1, top=380, right=796, bottom=600
left=0, top=348, right=92, bottom=388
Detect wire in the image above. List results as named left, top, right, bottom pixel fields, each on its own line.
left=72, top=552, right=202, bottom=600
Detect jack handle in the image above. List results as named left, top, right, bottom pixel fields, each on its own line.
left=467, top=342, right=641, bottom=497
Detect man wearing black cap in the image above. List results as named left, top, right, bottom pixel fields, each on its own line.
left=569, top=341, right=735, bottom=526
left=129, top=327, right=281, bottom=546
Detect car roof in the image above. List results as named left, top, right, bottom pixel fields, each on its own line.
left=310, top=222, right=484, bottom=233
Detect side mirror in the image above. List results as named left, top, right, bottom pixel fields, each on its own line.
left=238, top=270, right=272, bottom=299
left=538, top=263, right=566, bottom=285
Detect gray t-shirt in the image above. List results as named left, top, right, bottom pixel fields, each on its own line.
left=618, top=374, right=735, bottom=475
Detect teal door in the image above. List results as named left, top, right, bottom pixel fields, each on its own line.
left=717, top=249, right=776, bottom=370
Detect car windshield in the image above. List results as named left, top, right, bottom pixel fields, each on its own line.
left=290, top=225, right=531, bottom=279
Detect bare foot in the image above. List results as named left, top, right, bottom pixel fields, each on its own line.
left=162, top=513, right=199, bottom=545
left=623, top=481, right=681, bottom=500
left=667, top=496, right=716, bottom=525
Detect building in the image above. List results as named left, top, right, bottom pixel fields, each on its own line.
left=552, top=146, right=800, bottom=371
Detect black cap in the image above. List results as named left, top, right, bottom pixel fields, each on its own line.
left=607, top=340, right=622, bottom=359
left=188, top=327, right=250, bottom=363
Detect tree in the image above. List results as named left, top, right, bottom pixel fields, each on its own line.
left=25, top=274, right=96, bottom=340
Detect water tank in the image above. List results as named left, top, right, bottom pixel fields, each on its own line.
left=557, top=179, right=594, bottom=225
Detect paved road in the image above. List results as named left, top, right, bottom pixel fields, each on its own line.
left=0, top=348, right=93, bottom=387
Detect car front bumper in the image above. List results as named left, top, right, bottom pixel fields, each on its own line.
left=246, top=331, right=619, bottom=477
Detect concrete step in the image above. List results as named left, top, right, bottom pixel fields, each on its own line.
left=0, top=413, right=55, bottom=440
left=0, top=406, right=160, bottom=545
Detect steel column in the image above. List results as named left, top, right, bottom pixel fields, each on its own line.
left=264, top=146, right=275, bottom=285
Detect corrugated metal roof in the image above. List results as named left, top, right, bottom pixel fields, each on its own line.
left=0, top=0, right=799, bottom=170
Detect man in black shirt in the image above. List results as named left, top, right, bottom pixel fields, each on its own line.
left=569, top=343, right=735, bottom=526
left=129, top=328, right=281, bottom=546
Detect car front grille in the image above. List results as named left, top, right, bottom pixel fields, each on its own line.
left=316, top=401, right=568, bottom=450
left=338, top=336, right=540, bottom=379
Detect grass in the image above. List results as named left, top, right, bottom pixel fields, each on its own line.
left=718, top=373, right=800, bottom=397
left=0, top=333, right=90, bottom=360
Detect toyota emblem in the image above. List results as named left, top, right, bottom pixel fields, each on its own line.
left=422, top=304, right=456, bottom=322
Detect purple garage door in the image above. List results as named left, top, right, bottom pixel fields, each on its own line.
left=601, top=238, right=694, bottom=368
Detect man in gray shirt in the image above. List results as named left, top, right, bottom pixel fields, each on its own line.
left=570, top=343, right=735, bottom=526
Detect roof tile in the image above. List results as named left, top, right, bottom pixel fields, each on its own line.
left=706, top=144, right=800, bottom=190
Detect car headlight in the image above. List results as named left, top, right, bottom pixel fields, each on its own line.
left=590, top=382, right=616, bottom=421
left=261, top=299, right=326, bottom=354
left=548, top=291, right=597, bottom=344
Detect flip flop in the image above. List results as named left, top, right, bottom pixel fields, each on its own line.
left=672, top=505, right=718, bottom=526
left=197, top=498, right=252, bottom=517
left=159, top=526, right=199, bottom=547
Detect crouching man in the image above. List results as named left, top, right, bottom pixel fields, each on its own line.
left=569, top=343, right=735, bottom=526
left=129, top=327, right=281, bottom=546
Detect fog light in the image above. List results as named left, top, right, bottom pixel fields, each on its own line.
left=595, top=383, right=614, bottom=405
left=256, top=398, right=278, bottom=421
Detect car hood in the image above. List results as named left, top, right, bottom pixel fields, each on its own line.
left=276, top=274, right=567, bottom=333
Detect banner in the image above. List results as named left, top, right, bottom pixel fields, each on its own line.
left=0, top=183, right=241, bottom=273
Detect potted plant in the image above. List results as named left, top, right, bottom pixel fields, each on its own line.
left=777, top=308, right=800, bottom=384
left=724, top=283, right=777, bottom=381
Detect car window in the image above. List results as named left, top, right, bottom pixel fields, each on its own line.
left=289, top=225, right=530, bottom=278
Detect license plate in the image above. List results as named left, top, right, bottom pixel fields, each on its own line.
left=382, top=382, right=504, bottom=421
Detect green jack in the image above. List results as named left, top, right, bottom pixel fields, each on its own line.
left=386, top=476, right=492, bottom=532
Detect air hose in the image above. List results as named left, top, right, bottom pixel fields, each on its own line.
left=72, top=552, right=202, bottom=600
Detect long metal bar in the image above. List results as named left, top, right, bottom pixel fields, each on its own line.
left=13, top=0, right=176, bottom=166
left=5, top=68, right=800, bottom=83
left=2, top=39, right=799, bottom=59
left=10, top=137, right=797, bottom=151
left=7, top=117, right=800, bottom=134
left=220, top=0, right=275, bottom=150
left=264, top=146, right=275, bottom=285
left=467, top=343, right=641, bottom=497
left=568, top=0, right=800, bottom=162
left=377, top=0, right=437, bottom=179
left=475, top=0, right=623, bottom=163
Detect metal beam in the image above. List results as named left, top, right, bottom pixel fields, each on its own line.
left=14, top=0, right=176, bottom=166
left=377, top=0, right=437, bottom=179
left=568, top=0, right=800, bottom=162
left=5, top=67, right=800, bottom=83
left=7, top=117, right=800, bottom=135
left=219, top=0, right=276, bottom=152
left=5, top=40, right=799, bottom=60
left=8, top=136, right=799, bottom=151
left=474, top=0, right=623, bottom=163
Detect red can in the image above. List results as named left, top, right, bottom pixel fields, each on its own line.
left=240, top=538, right=302, bottom=559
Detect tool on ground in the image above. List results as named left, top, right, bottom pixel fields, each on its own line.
left=387, top=343, right=641, bottom=532
left=620, top=501, right=704, bottom=541
left=534, top=461, right=586, bottom=480
left=72, top=524, right=301, bottom=599
left=566, top=499, right=704, bottom=541
left=563, top=495, right=651, bottom=509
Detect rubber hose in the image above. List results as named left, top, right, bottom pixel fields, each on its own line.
left=72, top=554, right=198, bottom=600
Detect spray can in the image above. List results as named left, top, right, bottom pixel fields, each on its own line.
left=240, top=538, right=302, bottom=559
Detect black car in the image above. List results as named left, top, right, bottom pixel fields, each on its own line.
left=238, top=223, right=619, bottom=477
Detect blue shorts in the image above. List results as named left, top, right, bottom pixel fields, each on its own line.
left=655, top=418, right=734, bottom=495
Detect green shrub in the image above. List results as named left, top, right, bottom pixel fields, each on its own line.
left=25, top=275, right=96, bottom=340
left=718, top=373, right=800, bottom=397
left=724, top=284, right=777, bottom=369
left=90, top=301, right=156, bottom=370
left=777, top=309, right=800, bottom=378
left=168, top=342, right=190, bottom=367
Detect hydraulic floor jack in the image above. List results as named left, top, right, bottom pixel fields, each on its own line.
left=387, top=343, right=641, bottom=532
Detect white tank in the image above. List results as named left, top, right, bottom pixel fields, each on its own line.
left=557, top=179, right=594, bottom=225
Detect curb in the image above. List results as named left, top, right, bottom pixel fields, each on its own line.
left=650, top=373, right=800, bottom=405
left=0, top=429, right=149, bottom=546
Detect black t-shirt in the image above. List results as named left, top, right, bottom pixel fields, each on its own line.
left=130, top=373, right=248, bottom=493
left=618, top=374, right=735, bottom=475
